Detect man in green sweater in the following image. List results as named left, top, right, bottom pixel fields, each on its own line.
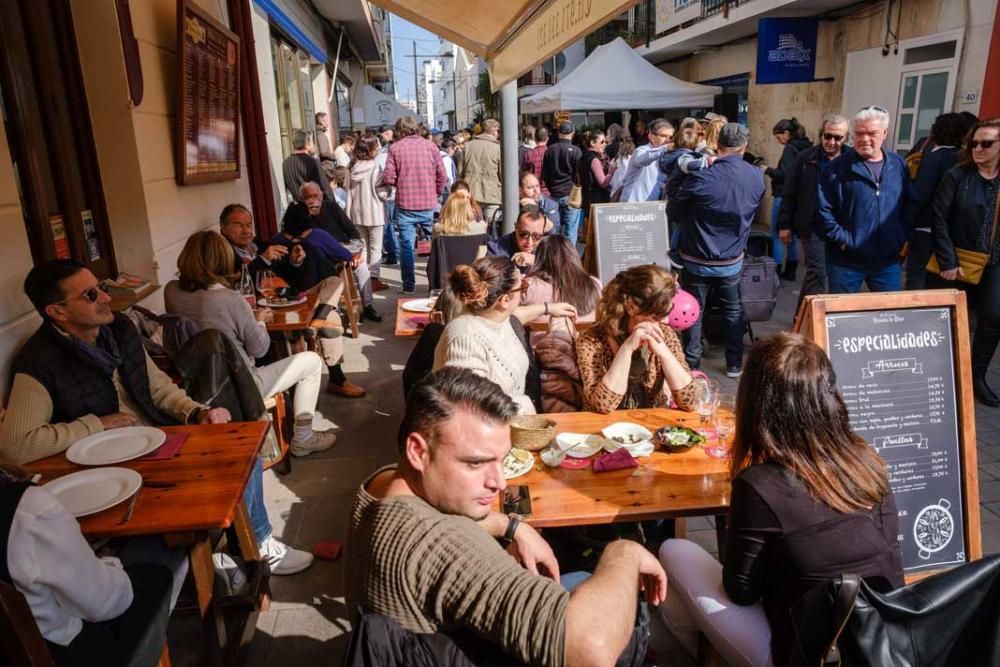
left=348, top=367, right=666, bottom=666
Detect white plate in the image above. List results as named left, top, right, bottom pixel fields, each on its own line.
left=601, top=423, right=655, bottom=457
left=401, top=298, right=435, bottom=313
left=66, top=427, right=166, bottom=466
left=604, top=439, right=656, bottom=457
left=43, top=468, right=142, bottom=518
left=260, top=296, right=307, bottom=308
left=555, top=433, right=606, bottom=458
left=503, top=448, right=535, bottom=479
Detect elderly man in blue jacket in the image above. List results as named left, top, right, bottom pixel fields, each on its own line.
left=668, top=123, right=765, bottom=378
left=815, top=106, right=914, bottom=293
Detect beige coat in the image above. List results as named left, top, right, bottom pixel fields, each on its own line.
left=459, top=134, right=502, bottom=205
left=347, top=159, right=388, bottom=227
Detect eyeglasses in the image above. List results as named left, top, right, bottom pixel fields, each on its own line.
left=822, top=133, right=846, bottom=142
left=516, top=229, right=543, bottom=242
left=858, top=105, right=889, bottom=114
left=971, top=140, right=997, bottom=150
left=507, top=282, right=529, bottom=296
left=55, top=285, right=107, bottom=306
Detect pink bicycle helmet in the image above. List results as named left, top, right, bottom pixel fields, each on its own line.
left=667, top=288, right=701, bottom=331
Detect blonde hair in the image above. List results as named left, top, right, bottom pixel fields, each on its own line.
left=675, top=127, right=701, bottom=151
left=594, top=265, right=677, bottom=342
left=703, top=118, right=727, bottom=152
left=177, top=231, right=238, bottom=291
left=435, top=191, right=477, bottom=236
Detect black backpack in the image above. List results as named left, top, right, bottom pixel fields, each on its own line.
left=741, top=231, right=780, bottom=322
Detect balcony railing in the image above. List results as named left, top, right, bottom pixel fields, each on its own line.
left=587, top=0, right=750, bottom=53
left=517, top=65, right=554, bottom=88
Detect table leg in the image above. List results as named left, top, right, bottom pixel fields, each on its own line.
left=189, top=536, right=226, bottom=666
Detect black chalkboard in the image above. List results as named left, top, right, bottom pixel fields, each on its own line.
left=590, top=202, right=670, bottom=284
left=826, top=308, right=966, bottom=573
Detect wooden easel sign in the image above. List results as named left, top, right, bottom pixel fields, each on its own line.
left=795, top=291, right=982, bottom=582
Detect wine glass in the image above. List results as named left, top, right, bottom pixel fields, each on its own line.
left=693, top=378, right=720, bottom=434
left=256, top=270, right=276, bottom=303
left=706, top=395, right=735, bottom=459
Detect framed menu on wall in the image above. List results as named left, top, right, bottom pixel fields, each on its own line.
left=176, top=0, right=240, bottom=185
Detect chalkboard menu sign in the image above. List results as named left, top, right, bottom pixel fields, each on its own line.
left=826, top=308, right=966, bottom=572
left=176, top=0, right=240, bottom=185
left=796, top=291, right=982, bottom=581
left=589, top=202, right=669, bottom=284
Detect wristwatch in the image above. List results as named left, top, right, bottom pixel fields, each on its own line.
left=499, top=513, right=521, bottom=548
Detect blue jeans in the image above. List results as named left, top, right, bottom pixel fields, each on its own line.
left=905, top=230, right=934, bottom=290
left=681, top=270, right=744, bottom=369
left=771, top=196, right=797, bottom=266
left=826, top=260, right=902, bottom=294
left=561, top=571, right=649, bottom=667
left=382, top=200, right=398, bottom=260
left=396, top=208, right=434, bottom=291
left=244, top=457, right=271, bottom=544
left=555, top=195, right=582, bottom=246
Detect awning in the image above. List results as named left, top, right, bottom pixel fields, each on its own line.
left=521, top=38, right=721, bottom=113
left=368, top=0, right=641, bottom=90
left=352, top=84, right=417, bottom=128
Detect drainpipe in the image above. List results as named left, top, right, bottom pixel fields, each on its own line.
left=501, top=80, right=519, bottom=235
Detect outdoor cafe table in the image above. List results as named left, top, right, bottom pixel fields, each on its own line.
left=511, top=408, right=731, bottom=537
left=25, top=421, right=269, bottom=664
left=396, top=296, right=432, bottom=337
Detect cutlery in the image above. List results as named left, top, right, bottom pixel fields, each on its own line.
left=120, top=484, right=142, bottom=523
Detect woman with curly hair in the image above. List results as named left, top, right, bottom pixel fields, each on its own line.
left=432, top=256, right=577, bottom=414
left=575, top=264, right=695, bottom=414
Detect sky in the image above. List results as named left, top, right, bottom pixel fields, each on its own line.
left=388, top=16, right=446, bottom=102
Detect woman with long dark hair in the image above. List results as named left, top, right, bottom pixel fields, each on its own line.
left=659, top=333, right=903, bottom=667
left=931, top=117, right=1000, bottom=405
left=523, top=235, right=602, bottom=321
left=762, top=118, right=812, bottom=280
left=577, top=130, right=615, bottom=212
left=575, top=265, right=696, bottom=413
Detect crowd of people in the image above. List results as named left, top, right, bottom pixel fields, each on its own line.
left=1, top=103, right=998, bottom=666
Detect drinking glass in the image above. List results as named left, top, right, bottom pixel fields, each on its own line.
left=714, top=395, right=736, bottom=447
left=256, top=270, right=276, bottom=302
left=693, top=378, right=720, bottom=433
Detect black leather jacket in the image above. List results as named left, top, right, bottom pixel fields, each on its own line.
left=931, top=165, right=1000, bottom=270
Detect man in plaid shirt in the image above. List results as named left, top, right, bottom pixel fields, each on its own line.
left=520, top=126, right=549, bottom=195
left=379, top=116, right=447, bottom=293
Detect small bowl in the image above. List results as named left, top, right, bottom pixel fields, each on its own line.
left=653, top=426, right=705, bottom=453
left=601, top=422, right=653, bottom=449
left=510, top=416, right=557, bottom=452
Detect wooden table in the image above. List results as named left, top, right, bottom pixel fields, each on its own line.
left=513, top=408, right=731, bottom=530
left=395, top=297, right=433, bottom=337
left=264, top=292, right=318, bottom=332
left=26, top=422, right=269, bottom=665
left=108, top=283, right=160, bottom=312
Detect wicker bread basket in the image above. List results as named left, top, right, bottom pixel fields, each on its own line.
left=509, top=416, right=557, bottom=451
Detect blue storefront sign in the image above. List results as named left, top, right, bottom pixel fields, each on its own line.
left=756, top=18, right=818, bottom=84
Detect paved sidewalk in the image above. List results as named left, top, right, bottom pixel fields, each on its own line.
left=168, top=255, right=1000, bottom=666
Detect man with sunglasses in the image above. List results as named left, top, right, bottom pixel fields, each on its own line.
left=1, top=260, right=231, bottom=466
left=815, top=106, right=914, bottom=294
left=486, top=204, right=554, bottom=271
left=620, top=118, right=674, bottom=202
left=778, top=114, right=852, bottom=310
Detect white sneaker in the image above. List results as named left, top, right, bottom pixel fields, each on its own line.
left=291, top=430, right=337, bottom=457
left=212, top=552, right=248, bottom=595
left=259, top=536, right=314, bottom=575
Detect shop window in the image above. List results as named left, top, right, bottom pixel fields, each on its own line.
left=895, top=69, right=951, bottom=151
left=0, top=0, right=117, bottom=277
left=335, top=80, right=352, bottom=133
left=270, top=34, right=316, bottom=158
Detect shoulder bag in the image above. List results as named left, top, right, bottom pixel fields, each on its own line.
left=926, top=181, right=1000, bottom=285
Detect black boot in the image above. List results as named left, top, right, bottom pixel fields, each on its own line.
left=781, top=260, right=799, bottom=282
left=363, top=304, right=382, bottom=322
left=974, top=377, right=1000, bottom=407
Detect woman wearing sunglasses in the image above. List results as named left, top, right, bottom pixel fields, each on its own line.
left=433, top=256, right=577, bottom=414
left=931, top=117, right=1000, bottom=406
left=576, top=264, right=696, bottom=414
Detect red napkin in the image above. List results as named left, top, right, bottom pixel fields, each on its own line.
left=139, top=432, right=188, bottom=460
left=312, top=541, right=343, bottom=561
left=416, top=240, right=432, bottom=256
left=407, top=313, right=430, bottom=327
left=593, top=448, right=638, bottom=472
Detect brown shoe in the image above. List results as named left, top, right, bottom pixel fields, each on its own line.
left=371, top=278, right=390, bottom=292
left=327, top=380, right=366, bottom=398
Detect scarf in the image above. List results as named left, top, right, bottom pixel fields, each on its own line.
left=69, top=325, right=123, bottom=376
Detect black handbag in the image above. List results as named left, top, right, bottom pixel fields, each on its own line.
left=790, top=555, right=1000, bottom=666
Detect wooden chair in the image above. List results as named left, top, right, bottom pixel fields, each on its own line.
left=261, top=392, right=292, bottom=476
left=340, top=266, right=363, bottom=338
left=0, top=581, right=53, bottom=666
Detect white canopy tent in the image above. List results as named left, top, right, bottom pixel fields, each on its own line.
left=351, top=85, right=416, bottom=128
left=520, top=38, right=722, bottom=114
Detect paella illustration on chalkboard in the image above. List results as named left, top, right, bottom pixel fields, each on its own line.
left=913, top=498, right=955, bottom=560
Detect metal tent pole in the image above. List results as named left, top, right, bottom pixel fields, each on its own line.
left=500, top=80, right=518, bottom=235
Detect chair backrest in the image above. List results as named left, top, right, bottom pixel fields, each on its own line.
left=426, top=234, right=489, bottom=291
left=0, top=581, right=54, bottom=666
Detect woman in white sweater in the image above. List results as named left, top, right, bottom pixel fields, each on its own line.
left=433, top=256, right=577, bottom=414
left=347, top=136, right=389, bottom=282
left=165, top=231, right=335, bottom=461
left=1, top=463, right=172, bottom=665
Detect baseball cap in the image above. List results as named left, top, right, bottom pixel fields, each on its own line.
left=718, top=123, right=749, bottom=148
left=430, top=128, right=442, bottom=135
left=558, top=121, right=575, bottom=134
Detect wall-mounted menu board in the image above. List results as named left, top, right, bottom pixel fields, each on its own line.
left=795, top=291, right=981, bottom=581
left=587, top=202, right=670, bottom=284
left=176, top=0, right=240, bottom=185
